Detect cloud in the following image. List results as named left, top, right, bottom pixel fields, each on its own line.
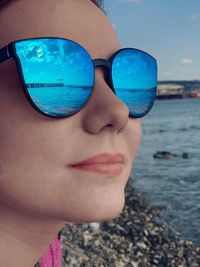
left=120, top=0, right=140, bottom=4
left=191, top=13, right=200, bottom=20
left=181, top=58, right=192, bottom=65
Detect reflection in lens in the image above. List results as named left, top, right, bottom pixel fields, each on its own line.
left=112, top=49, right=157, bottom=118
left=15, top=38, right=94, bottom=117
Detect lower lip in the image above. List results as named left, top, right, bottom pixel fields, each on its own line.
left=68, top=163, right=123, bottom=176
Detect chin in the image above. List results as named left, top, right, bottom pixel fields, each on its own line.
left=63, top=191, right=125, bottom=224
left=96, top=198, right=125, bottom=222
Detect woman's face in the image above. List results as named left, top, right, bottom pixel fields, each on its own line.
left=0, top=0, right=141, bottom=223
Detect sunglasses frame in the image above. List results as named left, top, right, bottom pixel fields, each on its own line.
left=0, top=36, right=157, bottom=119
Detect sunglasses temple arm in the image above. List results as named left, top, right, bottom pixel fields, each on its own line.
left=0, top=46, right=11, bottom=63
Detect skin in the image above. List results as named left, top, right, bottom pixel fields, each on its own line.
left=0, top=0, right=141, bottom=266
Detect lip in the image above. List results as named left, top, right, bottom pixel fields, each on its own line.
left=67, top=153, right=125, bottom=176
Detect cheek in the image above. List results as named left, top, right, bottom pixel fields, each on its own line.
left=126, top=118, right=142, bottom=161
left=0, top=118, right=76, bottom=214
left=0, top=113, right=141, bottom=222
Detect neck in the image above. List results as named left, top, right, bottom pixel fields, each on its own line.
left=0, top=202, right=65, bottom=267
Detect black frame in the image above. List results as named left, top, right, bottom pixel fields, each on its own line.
left=0, top=36, right=157, bottom=119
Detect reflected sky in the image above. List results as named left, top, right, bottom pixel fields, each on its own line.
left=14, top=38, right=157, bottom=117
left=15, top=38, right=94, bottom=86
left=112, top=49, right=157, bottom=89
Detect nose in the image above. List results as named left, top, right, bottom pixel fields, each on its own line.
left=80, top=68, right=129, bottom=134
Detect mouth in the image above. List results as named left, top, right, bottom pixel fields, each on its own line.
left=67, top=153, right=125, bottom=176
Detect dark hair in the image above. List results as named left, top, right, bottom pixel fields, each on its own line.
left=0, top=0, right=105, bottom=13
left=90, top=0, right=105, bottom=13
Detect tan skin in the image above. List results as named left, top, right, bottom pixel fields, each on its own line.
left=0, top=0, right=141, bottom=266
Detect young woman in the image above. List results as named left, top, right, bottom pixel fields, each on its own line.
left=0, top=0, right=157, bottom=266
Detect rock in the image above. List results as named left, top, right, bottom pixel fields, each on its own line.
left=89, top=222, right=100, bottom=230
left=59, top=179, right=200, bottom=267
left=153, top=151, right=178, bottom=159
left=136, top=241, right=147, bottom=250
left=182, top=152, right=192, bottom=159
left=179, top=128, right=187, bottom=131
left=130, top=261, right=140, bottom=267
left=178, top=245, right=184, bottom=258
left=153, top=151, right=192, bottom=160
left=159, top=129, right=168, bottom=133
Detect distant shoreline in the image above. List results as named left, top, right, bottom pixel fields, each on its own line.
left=157, top=80, right=200, bottom=100
left=156, top=94, right=200, bottom=100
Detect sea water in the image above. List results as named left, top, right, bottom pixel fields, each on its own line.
left=131, top=98, right=200, bottom=245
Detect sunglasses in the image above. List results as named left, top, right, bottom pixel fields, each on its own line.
left=0, top=37, right=157, bottom=119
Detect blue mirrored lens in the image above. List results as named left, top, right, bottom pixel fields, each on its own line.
left=112, top=49, right=157, bottom=118
left=15, top=38, right=94, bottom=117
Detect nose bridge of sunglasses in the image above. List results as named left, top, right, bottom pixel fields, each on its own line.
left=93, top=59, right=114, bottom=92
left=0, top=46, right=10, bottom=63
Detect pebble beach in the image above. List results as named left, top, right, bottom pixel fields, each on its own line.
left=59, top=178, right=200, bottom=267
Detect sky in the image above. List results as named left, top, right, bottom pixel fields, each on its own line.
left=16, top=38, right=94, bottom=84
left=16, top=38, right=156, bottom=89
left=104, top=0, right=200, bottom=81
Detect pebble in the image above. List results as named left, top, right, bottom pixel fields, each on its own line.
left=60, top=179, right=200, bottom=267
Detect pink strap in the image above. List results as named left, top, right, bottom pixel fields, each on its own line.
left=38, top=233, right=62, bottom=267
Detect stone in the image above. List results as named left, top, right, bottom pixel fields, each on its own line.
left=153, top=151, right=178, bottom=159
left=58, top=179, right=200, bottom=267
left=182, top=152, right=192, bottom=159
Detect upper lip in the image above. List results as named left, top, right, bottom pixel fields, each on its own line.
left=67, top=153, right=125, bottom=166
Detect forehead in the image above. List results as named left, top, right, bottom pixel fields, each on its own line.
left=0, top=0, right=120, bottom=59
